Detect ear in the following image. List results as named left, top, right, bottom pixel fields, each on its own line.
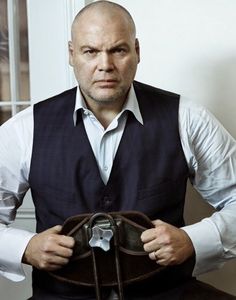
left=68, top=41, right=74, bottom=66
left=135, top=38, right=140, bottom=63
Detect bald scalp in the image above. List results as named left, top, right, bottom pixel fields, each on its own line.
left=71, top=1, right=136, bottom=40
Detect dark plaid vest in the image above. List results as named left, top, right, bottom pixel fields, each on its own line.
left=29, top=81, right=192, bottom=298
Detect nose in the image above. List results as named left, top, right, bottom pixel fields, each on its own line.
left=97, top=52, right=114, bottom=72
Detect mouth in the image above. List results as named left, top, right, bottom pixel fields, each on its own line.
left=94, top=79, right=118, bottom=88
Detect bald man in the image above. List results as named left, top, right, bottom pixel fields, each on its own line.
left=1, top=1, right=236, bottom=299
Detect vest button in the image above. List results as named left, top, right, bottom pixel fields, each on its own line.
left=103, top=196, right=112, bottom=208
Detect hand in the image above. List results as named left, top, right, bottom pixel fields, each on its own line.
left=22, top=225, right=75, bottom=271
left=141, top=219, right=194, bottom=266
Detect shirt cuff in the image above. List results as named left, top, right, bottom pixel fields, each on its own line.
left=0, top=225, right=35, bottom=281
left=182, top=218, right=224, bottom=276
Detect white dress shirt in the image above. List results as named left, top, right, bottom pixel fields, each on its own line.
left=0, top=85, right=236, bottom=282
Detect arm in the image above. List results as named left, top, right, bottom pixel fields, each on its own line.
left=0, top=108, right=75, bottom=279
left=142, top=100, right=236, bottom=275
left=0, top=107, right=35, bottom=281
left=180, top=100, right=236, bottom=275
left=0, top=224, right=35, bottom=281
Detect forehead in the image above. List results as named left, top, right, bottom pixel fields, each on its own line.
left=72, top=9, right=134, bottom=46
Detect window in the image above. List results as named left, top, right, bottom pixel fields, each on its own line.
left=0, top=0, right=30, bottom=125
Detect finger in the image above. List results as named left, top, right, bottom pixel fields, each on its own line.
left=149, top=251, right=158, bottom=261
left=56, top=245, right=74, bottom=258
left=155, top=258, right=168, bottom=266
left=148, top=250, right=168, bottom=266
left=41, top=236, right=74, bottom=257
left=59, top=235, right=75, bottom=249
left=152, top=219, right=165, bottom=227
left=47, top=225, right=62, bottom=234
left=45, top=264, right=63, bottom=271
left=143, top=238, right=161, bottom=253
left=48, top=254, right=70, bottom=266
left=42, top=260, right=69, bottom=271
left=37, top=253, right=70, bottom=270
left=140, top=228, right=157, bottom=243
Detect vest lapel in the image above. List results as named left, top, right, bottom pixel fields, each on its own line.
left=107, top=112, right=143, bottom=186
left=75, top=110, right=106, bottom=187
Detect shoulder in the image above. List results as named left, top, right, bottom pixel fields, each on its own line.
left=179, top=97, right=223, bottom=136
left=179, top=97, right=208, bottom=116
left=0, top=105, right=33, bottom=133
left=34, top=87, right=77, bottom=109
left=179, top=97, right=236, bottom=167
left=0, top=106, right=33, bottom=157
left=133, top=80, right=180, bottom=101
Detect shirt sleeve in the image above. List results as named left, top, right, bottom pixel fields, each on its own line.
left=0, top=107, right=34, bottom=281
left=0, top=224, right=35, bottom=281
left=179, top=98, right=236, bottom=276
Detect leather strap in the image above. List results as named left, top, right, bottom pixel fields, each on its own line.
left=88, top=213, right=124, bottom=300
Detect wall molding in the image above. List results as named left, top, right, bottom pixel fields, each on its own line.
left=62, top=0, right=93, bottom=89
left=16, top=208, right=35, bottom=220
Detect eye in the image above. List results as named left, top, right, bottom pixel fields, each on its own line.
left=86, top=49, right=95, bottom=54
left=83, top=49, right=98, bottom=56
left=113, top=48, right=127, bottom=55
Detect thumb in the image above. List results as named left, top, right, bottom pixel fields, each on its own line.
left=152, top=219, right=165, bottom=227
left=46, top=225, right=62, bottom=234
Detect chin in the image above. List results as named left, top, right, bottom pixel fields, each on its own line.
left=93, top=97, right=118, bottom=104
left=92, top=92, right=122, bottom=103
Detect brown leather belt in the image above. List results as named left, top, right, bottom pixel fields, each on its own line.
left=50, top=211, right=164, bottom=300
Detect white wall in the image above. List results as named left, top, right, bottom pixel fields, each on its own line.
left=111, top=0, right=236, bottom=295
left=114, top=0, right=236, bottom=138
left=27, top=0, right=82, bottom=102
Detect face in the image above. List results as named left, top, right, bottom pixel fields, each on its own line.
left=68, top=10, right=140, bottom=106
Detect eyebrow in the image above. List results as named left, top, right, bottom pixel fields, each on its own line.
left=80, top=42, right=130, bottom=52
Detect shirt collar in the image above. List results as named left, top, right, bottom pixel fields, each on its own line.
left=73, top=85, right=143, bottom=126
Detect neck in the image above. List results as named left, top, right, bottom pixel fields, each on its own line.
left=83, top=97, right=126, bottom=129
left=94, top=108, right=121, bottom=129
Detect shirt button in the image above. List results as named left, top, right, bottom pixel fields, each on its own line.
left=104, top=166, right=108, bottom=171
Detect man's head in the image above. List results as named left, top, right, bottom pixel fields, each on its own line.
left=68, top=1, right=140, bottom=107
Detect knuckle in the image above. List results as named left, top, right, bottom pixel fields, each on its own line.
left=170, top=257, right=178, bottom=265
left=42, top=241, right=51, bottom=252
left=38, top=260, right=48, bottom=270
left=143, top=244, right=149, bottom=252
left=66, top=236, right=75, bottom=247
left=157, top=225, right=166, bottom=235
left=64, top=248, right=73, bottom=258
left=165, top=246, right=174, bottom=256
left=70, top=238, right=75, bottom=247
left=63, top=258, right=70, bottom=265
left=163, top=235, right=171, bottom=244
left=50, top=265, right=60, bottom=271
left=166, top=252, right=178, bottom=265
left=47, top=234, right=56, bottom=243
left=67, top=248, right=73, bottom=256
left=149, top=252, right=155, bottom=260
left=43, top=236, right=57, bottom=251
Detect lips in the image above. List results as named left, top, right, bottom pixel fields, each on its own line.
left=95, top=79, right=117, bottom=83
left=94, top=79, right=118, bottom=87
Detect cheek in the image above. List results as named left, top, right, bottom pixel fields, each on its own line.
left=73, top=63, right=92, bottom=82
left=122, top=60, right=138, bottom=79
